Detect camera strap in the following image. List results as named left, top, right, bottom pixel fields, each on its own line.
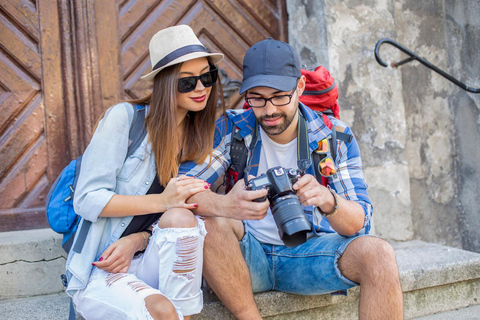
left=243, top=122, right=259, bottom=185
left=297, top=111, right=312, bottom=174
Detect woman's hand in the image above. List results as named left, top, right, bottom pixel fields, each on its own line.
left=155, top=175, right=210, bottom=211
left=93, top=232, right=146, bottom=273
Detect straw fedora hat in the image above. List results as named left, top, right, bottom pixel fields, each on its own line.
left=141, top=25, right=224, bottom=81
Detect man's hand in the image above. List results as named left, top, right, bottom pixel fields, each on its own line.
left=293, top=174, right=335, bottom=213
left=223, top=178, right=269, bottom=220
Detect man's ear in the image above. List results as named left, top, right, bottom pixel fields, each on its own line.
left=297, top=75, right=306, bottom=96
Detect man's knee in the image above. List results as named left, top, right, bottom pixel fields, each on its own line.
left=145, top=294, right=178, bottom=320
left=203, top=216, right=244, bottom=241
left=339, top=236, right=399, bottom=282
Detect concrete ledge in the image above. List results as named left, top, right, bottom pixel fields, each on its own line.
left=192, top=240, right=480, bottom=319
left=1, top=230, right=480, bottom=319
left=0, top=229, right=66, bottom=299
left=0, top=293, right=69, bottom=320
left=394, top=240, right=480, bottom=291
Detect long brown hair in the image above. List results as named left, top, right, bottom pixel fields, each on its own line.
left=130, top=59, right=223, bottom=186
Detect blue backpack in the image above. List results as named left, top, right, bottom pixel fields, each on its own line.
left=45, top=104, right=147, bottom=253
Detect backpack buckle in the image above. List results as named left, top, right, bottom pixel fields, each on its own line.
left=64, top=185, right=74, bottom=202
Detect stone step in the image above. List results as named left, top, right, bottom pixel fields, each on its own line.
left=412, top=304, right=480, bottom=320
left=1, top=292, right=480, bottom=320
left=1, top=229, right=480, bottom=319
left=0, top=293, right=69, bottom=320
left=0, top=229, right=67, bottom=300
left=193, top=240, right=480, bottom=319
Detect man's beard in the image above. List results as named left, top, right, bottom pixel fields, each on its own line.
left=258, top=99, right=298, bottom=136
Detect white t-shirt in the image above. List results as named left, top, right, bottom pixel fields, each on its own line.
left=244, top=127, right=298, bottom=245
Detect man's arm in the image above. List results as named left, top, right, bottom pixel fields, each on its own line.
left=190, top=178, right=269, bottom=220
left=294, top=124, right=373, bottom=236
left=293, top=175, right=365, bottom=236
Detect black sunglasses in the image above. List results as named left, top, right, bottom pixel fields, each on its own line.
left=177, top=69, right=218, bottom=93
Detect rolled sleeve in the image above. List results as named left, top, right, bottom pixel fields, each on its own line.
left=179, top=116, right=231, bottom=184
left=330, top=130, right=373, bottom=235
left=73, top=103, right=132, bottom=222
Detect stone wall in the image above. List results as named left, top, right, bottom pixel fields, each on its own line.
left=444, top=1, right=480, bottom=252
left=287, top=0, right=479, bottom=251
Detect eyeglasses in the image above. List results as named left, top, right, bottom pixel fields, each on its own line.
left=177, top=69, right=218, bottom=93
left=245, top=83, right=298, bottom=108
left=315, top=138, right=336, bottom=177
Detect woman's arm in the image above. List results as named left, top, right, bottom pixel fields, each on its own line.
left=93, top=230, right=150, bottom=273
left=99, top=176, right=209, bottom=217
left=73, top=104, right=209, bottom=220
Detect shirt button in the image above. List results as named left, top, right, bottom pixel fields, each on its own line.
left=121, top=223, right=125, bottom=227
left=145, top=181, right=149, bottom=185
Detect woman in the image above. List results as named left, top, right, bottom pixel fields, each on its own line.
left=65, top=25, right=224, bottom=320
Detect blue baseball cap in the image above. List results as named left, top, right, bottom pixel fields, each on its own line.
left=239, top=38, right=301, bottom=94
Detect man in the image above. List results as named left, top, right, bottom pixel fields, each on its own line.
left=179, top=38, right=403, bottom=319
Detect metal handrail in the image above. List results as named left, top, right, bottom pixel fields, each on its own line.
left=374, top=38, right=480, bottom=94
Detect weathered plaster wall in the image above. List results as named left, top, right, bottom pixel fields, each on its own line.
left=444, top=1, right=480, bottom=252
left=287, top=0, right=479, bottom=250
left=288, top=0, right=414, bottom=241
left=396, top=0, right=461, bottom=248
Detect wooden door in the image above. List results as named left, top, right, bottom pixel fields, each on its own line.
left=0, top=0, right=287, bottom=231
left=0, top=0, right=67, bottom=231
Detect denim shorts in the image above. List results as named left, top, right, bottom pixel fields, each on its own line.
left=239, top=231, right=371, bottom=295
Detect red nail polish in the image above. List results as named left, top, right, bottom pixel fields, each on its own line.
left=98, top=257, right=104, bottom=262
left=194, top=204, right=198, bottom=208
left=204, top=185, right=208, bottom=189
left=92, top=262, right=95, bottom=266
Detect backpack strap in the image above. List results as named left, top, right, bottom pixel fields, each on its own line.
left=313, top=111, right=353, bottom=187
left=68, top=298, right=76, bottom=320
left=230, top=123, right=249, bottom=179
left=71, top=104, right=147, bottom=254
left=225, top=121, right=259, bottom=192
left=127, top=105, right=147, bottom=158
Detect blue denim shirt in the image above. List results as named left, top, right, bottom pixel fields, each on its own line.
left=66, top=102, right=155, bottom=297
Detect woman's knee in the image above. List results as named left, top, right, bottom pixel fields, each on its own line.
left=145, top=294, right=178, bottom=320
left=158, top=208, right=197, bottom=229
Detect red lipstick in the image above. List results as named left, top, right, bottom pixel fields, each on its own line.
left=191, top=95, right=206, bottom=102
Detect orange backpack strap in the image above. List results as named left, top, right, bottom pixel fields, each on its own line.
left=313, top=111, right=352, bottom=187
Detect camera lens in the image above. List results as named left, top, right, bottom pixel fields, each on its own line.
left=271, top=194, right=312, bottom=247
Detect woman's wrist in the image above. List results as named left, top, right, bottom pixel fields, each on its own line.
left=139, top=231, right=148, bottom=251
left=146, top=193, right=168, bottom=213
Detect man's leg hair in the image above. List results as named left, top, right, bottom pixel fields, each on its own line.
left=338, top=236, right=404, bottom=320
left=202, top=217, right=262, bottom=320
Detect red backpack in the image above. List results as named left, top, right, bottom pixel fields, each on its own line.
left=298, top=66, right=352, bottom=186
left=299, top=65, right=339, bottom=121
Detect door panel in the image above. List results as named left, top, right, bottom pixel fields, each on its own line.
left=0, top=0, right=56, bottom=231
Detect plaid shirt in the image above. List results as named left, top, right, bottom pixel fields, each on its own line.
left=179, top=103, right=372, bottom=236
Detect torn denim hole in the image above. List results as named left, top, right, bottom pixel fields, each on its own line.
left=173, top=236, right=199, bottom=281
left=105, top=273, right=129, bottom=287
left=127, top=280, right=151, bottom=293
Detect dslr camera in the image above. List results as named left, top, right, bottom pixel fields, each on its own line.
left=246, top=166, right=312, bottom=247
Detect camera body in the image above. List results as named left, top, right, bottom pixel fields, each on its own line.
left=246, top=166, right=312, bottom=247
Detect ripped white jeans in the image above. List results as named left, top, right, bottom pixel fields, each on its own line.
left=73, top=217, right=206, bottom=319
